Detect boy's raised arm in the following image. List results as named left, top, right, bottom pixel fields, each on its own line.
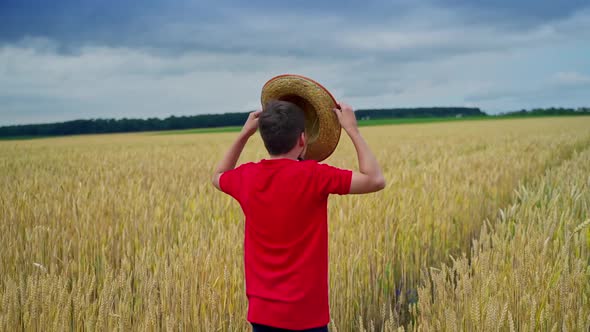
left=333, top=102, right=386, bottom=194
left=212, top=110, right=262, bottom=191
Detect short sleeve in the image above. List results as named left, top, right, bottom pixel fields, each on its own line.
left=314, top=163, right=353, bottom=196
left=219, top=164, right=246, bottom=201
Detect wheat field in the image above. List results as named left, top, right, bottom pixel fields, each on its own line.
left=1, top=117, right=589, bottom=331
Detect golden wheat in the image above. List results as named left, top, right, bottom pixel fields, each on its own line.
left=1, top=117, right=589, bottom=331
left=414, top=143, right=590, bottom=331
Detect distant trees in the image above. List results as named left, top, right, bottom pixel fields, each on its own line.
left=0, top=113, right=249, bottom=138
left=354, top=107, right=486, bottom=119
left=0, top=107, right=588, bottom=138
left=499, top=107, right=590, bottom=117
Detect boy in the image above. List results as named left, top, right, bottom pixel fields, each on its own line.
left=212, top=100, right=385, bottom=331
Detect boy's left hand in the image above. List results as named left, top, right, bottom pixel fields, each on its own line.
left=241, top=110, right=262, bottom=137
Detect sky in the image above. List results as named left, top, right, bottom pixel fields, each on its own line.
left=1, top=0, right=589, bottom=125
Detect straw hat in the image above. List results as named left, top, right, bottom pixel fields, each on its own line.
left=261, top=74, right=341, bottom=162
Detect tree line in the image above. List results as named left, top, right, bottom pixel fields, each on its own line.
left=0, top=113, right=250, bottom=138
left=0, top=107, right=588, bottom=138
left=497, top=107, right=590, bottom=117
left=354, top=107, right=485, bottom=119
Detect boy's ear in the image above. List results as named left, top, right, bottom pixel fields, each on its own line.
left=299, top=132, right=306, bottom=147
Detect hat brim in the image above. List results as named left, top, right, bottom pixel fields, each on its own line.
left=261, top=74, right=341, bottom=162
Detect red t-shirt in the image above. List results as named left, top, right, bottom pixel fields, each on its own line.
left=220, top=158, right=352, bottom=330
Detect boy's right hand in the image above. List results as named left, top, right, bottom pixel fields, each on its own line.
left=333, top=102, right=358, bottom=133
left=240, top=110, right=263, bottom=138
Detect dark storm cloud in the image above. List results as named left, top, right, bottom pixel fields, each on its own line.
left=1, top=0, right=588, bottom=57
left=437, top=0, right=589, bottom=23
left=0, top=0, right=220, bottom=53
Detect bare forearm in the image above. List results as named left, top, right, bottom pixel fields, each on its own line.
left=215, top=132, right=250, bottom=174
left=211, top=110, right=261, bottom=190
left=347, top=128, right=383, bottom=179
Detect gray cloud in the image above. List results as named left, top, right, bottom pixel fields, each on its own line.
left=465, top=71, right=590, bottom=108
left=2, top=1, right=589, bottom=57
left=437, top=0, right=589, bottom=25
left=1, top=1, right=589, bottom=125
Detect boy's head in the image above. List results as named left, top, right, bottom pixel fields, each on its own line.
left=259, top=100, right=306, bottom=157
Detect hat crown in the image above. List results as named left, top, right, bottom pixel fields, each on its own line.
left=261, top=74, right=341, bottom=162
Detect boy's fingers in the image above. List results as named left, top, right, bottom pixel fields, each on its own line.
left=248, top=110, right=261, bottom=120
left=332, top=108, right=343, bottom=121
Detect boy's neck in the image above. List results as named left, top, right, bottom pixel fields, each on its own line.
left=269, top=151, right=300, bottom=160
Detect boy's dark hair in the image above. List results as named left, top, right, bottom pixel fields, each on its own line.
left=259, top=100, right=306, bottom=155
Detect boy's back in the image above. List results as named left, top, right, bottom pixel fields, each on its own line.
left=220, top=158, right=351, bottom=329
left=213, top=100, right=384, bottom=331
